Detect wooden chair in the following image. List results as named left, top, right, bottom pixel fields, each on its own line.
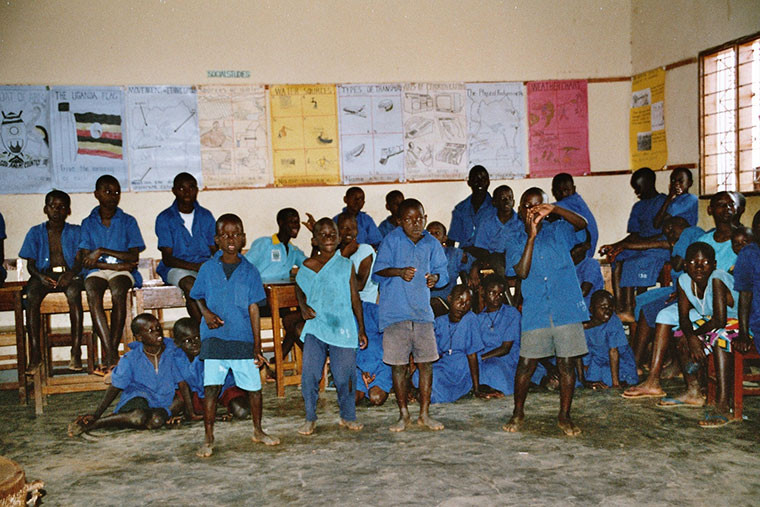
left=264, top=283, right=303, bottom=397
left=707, top=347, right=760, bottom=420
left=0, top=285, right=28, bottom=403
left=133, top=285, right=186, bottom=333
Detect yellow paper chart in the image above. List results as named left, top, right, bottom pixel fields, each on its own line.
left=629, top=68, right=667, bottom=171
left=270, top=84, right=340, bottom=186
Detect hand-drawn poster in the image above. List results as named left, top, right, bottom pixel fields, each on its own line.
left=198, top=84, right=270, bottom=188
left=337, top=84, right=404, bottom=184
left=50, top=86, right=127, bottom=192
left=270, top=84, right=340, bottom=186
left=126, top=86, right=201, bottom=191
left=526, top=80, right=589, bottom=177
left=402, top=82, right=468, bottom=181
left=630, top=68, right=667, bottom=170
left=0, top=86, right=52, bottom=194
left=466, top=82, right=526, bottom=179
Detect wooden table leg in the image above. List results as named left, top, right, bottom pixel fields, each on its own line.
left=271, top=288, right=285, bottom=398
left=13, top=288, right=27, bottom=403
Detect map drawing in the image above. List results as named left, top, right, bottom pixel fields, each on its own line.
left=338, top=84, right=404, bottom=183
left=466, top=82, right=526, bottom=179
left=402, top=83, right=468, bottom=181
left=126, top=86, right=202, bottom=191
left=0, top=86, right=52, bottom=194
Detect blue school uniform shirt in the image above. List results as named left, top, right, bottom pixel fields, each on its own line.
left=667, top=193, right=698, bottom=227
left=372, top=228, right=449, bottom=330
left=333, top=209, right=382, bottom=247
left=19, top=222, right=81, bottom=272
left=476, top=304, right=523, bottom=395
left=377, top=217, right=397, bottom=238
left=78, top=206, right=145, bottom=286
left=628, top=193, right=667, bottom=238
left=431, top=245, right=470, bottom=300
left=448, top=193, right=495, bottom=248
left=155, top=200, right=216, bottom=282
left=575, top=257, right=604, bottom=309
left=296, top=253, right=358, bottom=348
left=473, top=210, right=521, bottom=254
left=244, top=234, right=306, bottom=283
left=111, top=341, right=184, bottom=415
left=355, top=301, right=392, bottom=394
left=517, top=219, right=589, bottom=331
left=698, top=229, right=737, bottom=273
left=349, top=243, right=378, bottom=304
left=190, top=252, right=266, bottom=359
left=555, top=193, right=599, bottom=258
left=582, top=315, right=638, bottom=386
left=733, top=243, right=760, bottom=343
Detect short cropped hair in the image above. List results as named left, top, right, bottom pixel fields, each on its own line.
left=397, top=198, right=424, bottom=218
left=131, top=313, right=157, bottom=336
left=173, top=172, right=197, bottom=187
left=385, top=190, right=404, bottom=204
left=95, top=174, right=119, bottom=190
left=426, top=221, right=447, bottom=235
left=590, top=289, right=614, bottom=308
left=276, top=207, right=299, bottom=224
left=172, top=317, right=199, bottom=340
left=45, top=189, right=71, bottom=207
left=631, top=167, right=655, bottom=185
left=215, top=213, right=244, bottom=234
left=552, top=172, right=574, bottom=188
left=482, top=273, right=507, bottom=292
left=685, top=241, right=716, bottom=263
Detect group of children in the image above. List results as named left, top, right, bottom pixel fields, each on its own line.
left=1, top=161, right=757, bottom=455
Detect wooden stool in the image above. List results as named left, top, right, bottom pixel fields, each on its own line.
left=707, top=347, right=760, bottom=420
left=0, top=455, right=43, bottom=506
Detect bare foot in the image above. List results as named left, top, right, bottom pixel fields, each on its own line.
left=558, top=417, right=582, bottom=436
left=196, top=443, right=214, bottom=458
left=501, top=414, right=524, bottom=433
left=67, top=419, right=86, bottom=437
left=417, top=414, right=444, bottom=431
left=252, top=430, right=281, bottom=446
left=389, top=415, right=412, bottom=432
left=298, top=420, right=316, bottom=436
left=621, top=383, right=666, bottom=399
left=617, top=311, right=635, bottom=323
left=339, top=419, right=364, bottom=431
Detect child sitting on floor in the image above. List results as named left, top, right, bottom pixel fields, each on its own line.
left=427, top=221, right=470, bottom=316
left=171, top=318, right=250, bottom=420
left=67, top=314, right=196, bottom=436
left=296, top=217, right=367, bottom=435
left=578, top=290, right=638, bottom=389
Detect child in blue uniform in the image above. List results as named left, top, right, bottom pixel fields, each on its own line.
left=67, top=314, right=196, bottom=436
left=155, top=172, right=216, bottom=322
left=373, top=198, right=448, bottom=431
left=427, top=221, right=470, bottom=316
left=552, top=173, right=599, bottom=259
left=652, top=167, right=698, bottom=229
left=472, top=185, right=521, bottom=277
left=449, top=165, right=494, bottom=254
left=190, top=214, right=279, bottom=457
left=579, top=291, right=638, bottom=389
left=20, top=190, right=84, bottom=371
left=79, top=175, right=145, bottom=370
left=731, top=226, right=754, bottom=260
left=296, top=217, right=367, bottom=435
left=332, top=187, right=382, bottom=248
left=377, top=190, right=404, bottom=238
left=573, top=248, right=604, bottom=312
left=503, top=187, right=589, bottom=437
left=697, top=191, right=738, bottom=272
left=245, top=207, right=307, bottom=283
left=734, top=210, right=760, bottom=359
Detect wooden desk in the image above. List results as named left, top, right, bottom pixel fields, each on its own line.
left=264, top=281, right=301, bottom=397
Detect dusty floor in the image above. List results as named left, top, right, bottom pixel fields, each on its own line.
left=1, top=380, right=759, bottom=506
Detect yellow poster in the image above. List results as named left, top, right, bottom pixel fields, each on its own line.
left=270, top=84, right=340, bottom=186
left=629, top=68, right=667, bottom=170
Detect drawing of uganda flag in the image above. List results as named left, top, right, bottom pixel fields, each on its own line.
left=74, top=112, right=123, bottom=159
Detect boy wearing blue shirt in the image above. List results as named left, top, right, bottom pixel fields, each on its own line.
left=20, top=190, right=84, bottom=372
left=79, top=175, right=145, bottom=371
left=552, top=172, right=599, bottom=259
left=190, top=214, right=279, bottom=457
left=67, top=314, right=196, bottom=436
left=332, top=187, right=382, bottom=248
left=155, top=172, right=216, bottom=322
left=472, top=185, right=521, bottom=277
left=377, top=190, right=404, bottom=238
left=373, top=198, right=448, bottom=432
left=652, top=167, right=698, bottom=229
left=245, top=207, right=306, bottom=283
left=448, top=165, right=494, bottom=253
left=426, top=221, right=471, bottom=316
left=734, top=210, right=760, bottom=357
left=503, top=188, right=588, bottom=437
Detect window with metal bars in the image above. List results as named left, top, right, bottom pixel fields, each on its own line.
left=699, top=32, right=760, bottom=196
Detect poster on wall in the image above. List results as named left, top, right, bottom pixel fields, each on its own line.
left=126, top=86, right=202, bottom=191
left=270, top=84, right=340, bottom=186
left=629, top=68, right=667, bottom=170
left=337, top=84, right=404, bottom=184
left=466, top=82, right=526, bottom=179
left=197, top=84, right=271, bottom=188
left=402, top=82, right=468, bottom=181
left=526, top=79, right=589, bottom=178
left=50, top=86, right=127, bottom=192
left=0, top=86, right=52, bottom=194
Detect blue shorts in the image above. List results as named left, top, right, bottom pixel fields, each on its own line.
left=203, top=359, right=261, bottom=392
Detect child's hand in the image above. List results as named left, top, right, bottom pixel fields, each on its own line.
left=253, top=352, right=268, bottom=368
left=203, top=310, right=224, bottom=329
left=400, top=267, right=416, bottom=282
left=686, top=334, right=706, bottom=363
left=734, top=334, right=754, bottom=354
left=83, top=249, right=102, bottom=268
left=425, top=273, right=439, bottom=288
left=302, top=212, right=316, bottom=232
left=40, top=274, right=57, bottom=288
left=585, top=381, right=609, bottom=390
left=358, top=331, right=368, bottom=350
left=116, top=261, right=138, bottom=272
left=361, top=371, right=375, bottom=389
left=80, top=414, right=97, bottom=426
left=301, top=305, right=316, bottom=320
left=56, top=271, right=75, bottom=289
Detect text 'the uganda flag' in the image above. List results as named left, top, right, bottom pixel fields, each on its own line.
left=74, top=112, right=123, bottom=159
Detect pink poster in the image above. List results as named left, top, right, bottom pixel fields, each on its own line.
left=526, top=80, right=590, bottom=177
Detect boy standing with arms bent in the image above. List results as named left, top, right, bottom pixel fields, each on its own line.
left=373, top=198, right=448, bottom=431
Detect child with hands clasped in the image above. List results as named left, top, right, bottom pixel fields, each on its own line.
left=190, top=214, right=279, bottom=457
left=296, top=217, right=368, bottom=435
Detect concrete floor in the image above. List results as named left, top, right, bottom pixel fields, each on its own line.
left=1, top=381, right=759, bottom=506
